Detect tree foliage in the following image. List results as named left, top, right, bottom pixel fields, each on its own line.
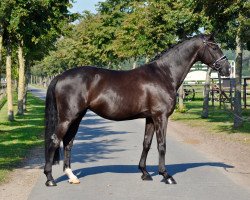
left=193, top=0, right=250, bottom=49
left=32, top=0, right=249, bottom=78
left=0, top=0, right=75, bottom=119
left=35, top=0, right=209, bottom=75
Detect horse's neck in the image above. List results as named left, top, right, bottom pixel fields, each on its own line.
left=156, top=40, right=200, bottom=91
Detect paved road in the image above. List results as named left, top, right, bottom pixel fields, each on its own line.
left=28, top=86, right=250, bottom=200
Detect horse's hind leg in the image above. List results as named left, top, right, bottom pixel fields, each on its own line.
left=44, top=121, right=69, bottom=186
left=63, top=116, right=83, bottom=184
left=139, top=118, right=154, bottom=180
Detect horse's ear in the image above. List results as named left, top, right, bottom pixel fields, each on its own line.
left=208, top=32, right=216, bottom=40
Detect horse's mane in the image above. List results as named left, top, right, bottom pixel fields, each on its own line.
left=150, top=34, right=204, bottom=62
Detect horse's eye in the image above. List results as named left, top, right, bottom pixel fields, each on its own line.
left=211, top=44, right=219, bottom=50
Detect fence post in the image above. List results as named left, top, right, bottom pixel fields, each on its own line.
left=243, top=78, right=247, bottom=109
left=202, top=68, right=212, bottom=118
left=218, top=75, right=222, bottom=109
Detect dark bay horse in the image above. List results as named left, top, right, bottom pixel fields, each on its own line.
left=44, top=34, right=230, bottom=186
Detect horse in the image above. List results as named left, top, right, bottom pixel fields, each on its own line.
left=44, top=34, right=230, bottom=186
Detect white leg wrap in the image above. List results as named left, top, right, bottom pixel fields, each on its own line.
left=65, top=168, right=80, bottom=184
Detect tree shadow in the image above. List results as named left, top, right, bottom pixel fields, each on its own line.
left=28, top=88, right=46, bottom=100
left=55, top=110, right=130, bottom=166
left=55, top=162, right=234, bottom=183
left=55, top=111, right=234, bottom=184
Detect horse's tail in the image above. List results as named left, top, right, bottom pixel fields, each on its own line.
left=45, top=76, right=60, bottom=165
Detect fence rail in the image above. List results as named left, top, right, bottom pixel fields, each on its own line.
left=183, top=77, right=250, bottom=110
left=243, top=77, right=250, bottom=109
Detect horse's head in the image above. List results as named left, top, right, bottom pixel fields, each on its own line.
left=198, top=34, right=231, bottom=77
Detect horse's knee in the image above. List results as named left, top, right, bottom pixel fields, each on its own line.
left=143, top=142, right=151, bottom=152
left=158, top=143, right=166, bottom=155
left=64, top=139, right=74, bottom=150
left=50, top=134, right=61, bottom=149
left=64, top=143, right=71, bottom=152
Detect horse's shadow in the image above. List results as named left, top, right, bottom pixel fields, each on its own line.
left=55, top=162, right=234, bottom=183
left=55, top=111, right=234, bottom=184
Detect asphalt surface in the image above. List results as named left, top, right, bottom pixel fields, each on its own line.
left=28, top=86, right=250, bottom=200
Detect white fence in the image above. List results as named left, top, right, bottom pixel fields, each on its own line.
left=185, top=60, right=235, bottom=84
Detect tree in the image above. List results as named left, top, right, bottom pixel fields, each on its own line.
left=201, top=67, right=212, bottom=118
left=5, top=41, right=14, bottom=121
left=0, top=0, right=16, bottom=121
left=33, top=0, right=207, bottom=74
left=7, top=0, right=75, bottom=115
left=193, top=0, right=250, bottom=128
left=0, top=0, right=75, bottom=119
left=32, top=13, right=105, bottom=76
left=102, top=0, right=206, bottom=65
left=0, top=27, right=3, bottom=87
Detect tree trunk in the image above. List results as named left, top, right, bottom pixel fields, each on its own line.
left=233, top=33, right=243, bottom=128
left=0, top=30, right=3, bottom=88
left=6, top=41, right=14, bottom=121
left=23, top=68, right=30, bottom=112
left=23, top=84, right=28, bottom=112
left=17, top=40, right=25, bottom=115
left=178, top=83, right=185, bottom=111
left=201, top=67, right=212, bottom=118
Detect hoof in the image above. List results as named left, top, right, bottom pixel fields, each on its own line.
left=45, top=180, right=57, bottom=187
left=141, top=174, right=153, bottom=181
left=68, top=178, right=80, bottom=184
left=164, top=176, right=177, bottom=184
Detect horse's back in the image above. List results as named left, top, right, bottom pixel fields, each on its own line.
left=53, top=66, right=149, bottom=119
left=53, top=65, right=175, bottom=121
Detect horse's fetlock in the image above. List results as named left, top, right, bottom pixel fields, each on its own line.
left=65, top=146, right=72, bottom=151
left=143, top=144, right=151, bottom=151
left=158, top=145, right=166, bottom=154
left=138, top=165, right=145, bottom=170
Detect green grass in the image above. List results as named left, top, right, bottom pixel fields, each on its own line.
left=0, top=96, right=7, bottom=110
left=0, top=93, right=45, bottom=183
left=172, top=98, right=250, bottom=134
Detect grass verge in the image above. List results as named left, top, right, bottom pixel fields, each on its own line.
left=0, top=92, right=44, bottom=183
left=172, top=98, right=250, bottom=135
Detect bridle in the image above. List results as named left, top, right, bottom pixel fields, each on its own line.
left=202, top=40, right=228, bottom=71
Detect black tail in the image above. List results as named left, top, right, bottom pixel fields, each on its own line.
left=45, top=76, right=60, bottom=165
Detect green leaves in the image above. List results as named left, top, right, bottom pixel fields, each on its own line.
left=34, top=0, right=248, bottom=75
left=193, top=0, right=250, bottom=49
left=36, top=0, right=209, bottom=74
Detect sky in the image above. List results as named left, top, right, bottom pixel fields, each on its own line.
left=69, top=0, right=105, bottom=14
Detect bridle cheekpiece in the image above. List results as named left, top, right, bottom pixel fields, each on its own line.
left=202, top=40, right=228, bottom=71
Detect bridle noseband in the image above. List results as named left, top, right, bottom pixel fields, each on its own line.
left=211, top=55, right=227, bottom=70
left=202, top=40, right=228, bottom=71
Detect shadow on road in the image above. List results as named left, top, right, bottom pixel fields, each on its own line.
left=28, top=88, right=46, bottom=100
left=55, top=162, right=234, bottom=183
left=69, top=113, right=130, bottom=164
left=54, top=111, right=235, bottom=184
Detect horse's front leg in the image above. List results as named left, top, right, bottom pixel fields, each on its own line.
left=153, top=114, right=177, bottom=184
left=139, top=117, right=154, bottom=180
